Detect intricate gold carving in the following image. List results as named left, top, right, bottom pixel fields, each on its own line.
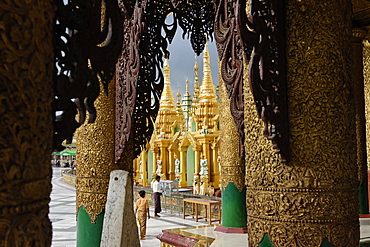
left=352, top=28, right=368, bottom=185
left=76, top=80, right=118, bottom=223
left=364, top=40, right=370, bottom=171
left=245, top=0, right=359, bottom=245
left=0, top=0, right=54, bottom=245
left=219, top=71, right=245, bottom=191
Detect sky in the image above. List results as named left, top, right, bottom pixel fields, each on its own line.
left=165, top=30, right=219, bottom=98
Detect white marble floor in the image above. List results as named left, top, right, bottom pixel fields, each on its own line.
left=50, top=168, right=77, bottom=247
left=50, top=167, right=370, bottom=247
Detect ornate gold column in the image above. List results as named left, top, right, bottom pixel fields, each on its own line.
left=211, top=142, right=220, bottom=188
left=366, top=40, right=370, bottom=173
left=352, top=28, right=369, bottom=214
left=246, top=1, right=359, bottom=245
left=0, top=1, right=54, bottom=245
left=151, top=147, right=159, bottom=180
left=194, top=147, right=201, bottom=175
left=76, top=80, right=118, bottom=246
left=168, top=147, right=175, bottom=180
left=179, top=147, right=188, bottom=187
left=215, top=75, right=246, bottom=232
left=135, top=157, right=140, bottom=183
left=157, top=140, right=170, bottom=179
left=141, top=149, right=148, bottom=186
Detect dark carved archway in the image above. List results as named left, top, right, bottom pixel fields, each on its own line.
left=54, top=0, right=289, bottom=163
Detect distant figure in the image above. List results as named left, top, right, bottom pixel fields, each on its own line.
left=199, top=155, right=208, bottom=178
left=152, top=175, right=163, bottom=217
left=135, top=190, right=150, bottom=240
left=174, top=155, right=180, bottom=173
left=215, top=189, right=222, bottom=197
left=156, top=157, right=162, bottom=175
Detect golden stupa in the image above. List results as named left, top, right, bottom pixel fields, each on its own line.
left=133, top=41, right=220, bottom=190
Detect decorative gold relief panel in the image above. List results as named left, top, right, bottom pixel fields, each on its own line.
left=0, top=0, right=54, bottom=246
left=364, top=40, right=370, bottom=171
left=76, top=80, right=118, bottom=223
left=219, top=67, right=245, bottom=191
left=245, top=0, right=359, bottom=246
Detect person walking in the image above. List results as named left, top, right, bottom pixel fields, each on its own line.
left=152, top=175, right=163, bottom=217
left=135, top=190, right=150, bottom=240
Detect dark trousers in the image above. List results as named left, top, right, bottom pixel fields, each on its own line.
left=154, top=192, right=161, bottom=214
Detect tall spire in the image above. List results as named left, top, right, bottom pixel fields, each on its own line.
left=155, top=58, right=178, bottom=138
left=190, top=58, right=200, bottom=123
left=193, top=58, right=200, bottom=102
left=176, top=90, right=185, bottom=131
left=193, top=40, right=219, bottom=132
left=159, top=58, right=176, bottom=110
left=181, top=78, right=192, bottom=130
left=199, top=41, right=217, bottom=103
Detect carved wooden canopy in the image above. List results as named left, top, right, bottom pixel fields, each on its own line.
left=54, top=0, right=291, bottom=163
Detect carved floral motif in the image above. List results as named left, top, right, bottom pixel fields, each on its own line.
left=115, top=0, right=215, bottom=161
left=363, top=41, right=370, bottom=171
left=0, top=0, right=54, bottom=245
left=214, top=0, right=289, bottom=160
left=245, top=0, right=359, bottom=245
left=54, top=0, right=123, bottom=151
left=219, top=80, right=245, bottom=191
left=76, top=81, right=118, bottom=223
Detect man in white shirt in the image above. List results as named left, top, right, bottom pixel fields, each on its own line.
left=152, top=175, right=163, bottom=217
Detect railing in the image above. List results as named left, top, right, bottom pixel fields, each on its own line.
left=61, top=169, right=76, bottom=186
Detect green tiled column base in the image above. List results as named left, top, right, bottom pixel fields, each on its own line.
left=359, top=179, right=369, bottom=214
left=221, top=182, right=246, bottom=228
left=77, top=206, right=105, bottom=247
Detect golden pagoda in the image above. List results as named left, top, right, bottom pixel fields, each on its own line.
left=133, top=42, right=220, bottom=192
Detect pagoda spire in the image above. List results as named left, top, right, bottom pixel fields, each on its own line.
left=155, top=58, right=178, bottom=138
left=193, top=58, right=200, bottom=103
left=159, top=58, right=176, bottom=110
left=199, top=41, right=217, bottom=103
left=181, top=77, right=192, bottom=130
left=194, top=40, right=219, bottom=131
left=190, top=58, right=200, bottom=124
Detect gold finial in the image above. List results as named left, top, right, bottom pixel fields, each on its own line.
left=185, top=78, right=189, bottom=93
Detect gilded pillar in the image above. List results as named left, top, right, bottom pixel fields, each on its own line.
left=141, top=149, right=148, bottom=186
left=194, top=148, right=201, bottom=175
left=151, top=147, right=159, bottom=181
left=215, top=77, right=246, bottom=232
left=179, top=147, right=188, bottom=187
left=158, top=140, right=170, bottom=179
left=168, top=147, right=175, bottom=180
left=134, top=157, right=141, bottom=182
left=246, top=1, right=359, bottom=245
left=366, top=41, right=370, bottom=173
left=211, top=143, right=220, bottom=188
left=0, top=1, right=54, bottom=245
left=76, top=81, right=118, bottom=246
left=352, top=29, right=369, bottom=214
left=364, top=40, right=370, bottom=213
